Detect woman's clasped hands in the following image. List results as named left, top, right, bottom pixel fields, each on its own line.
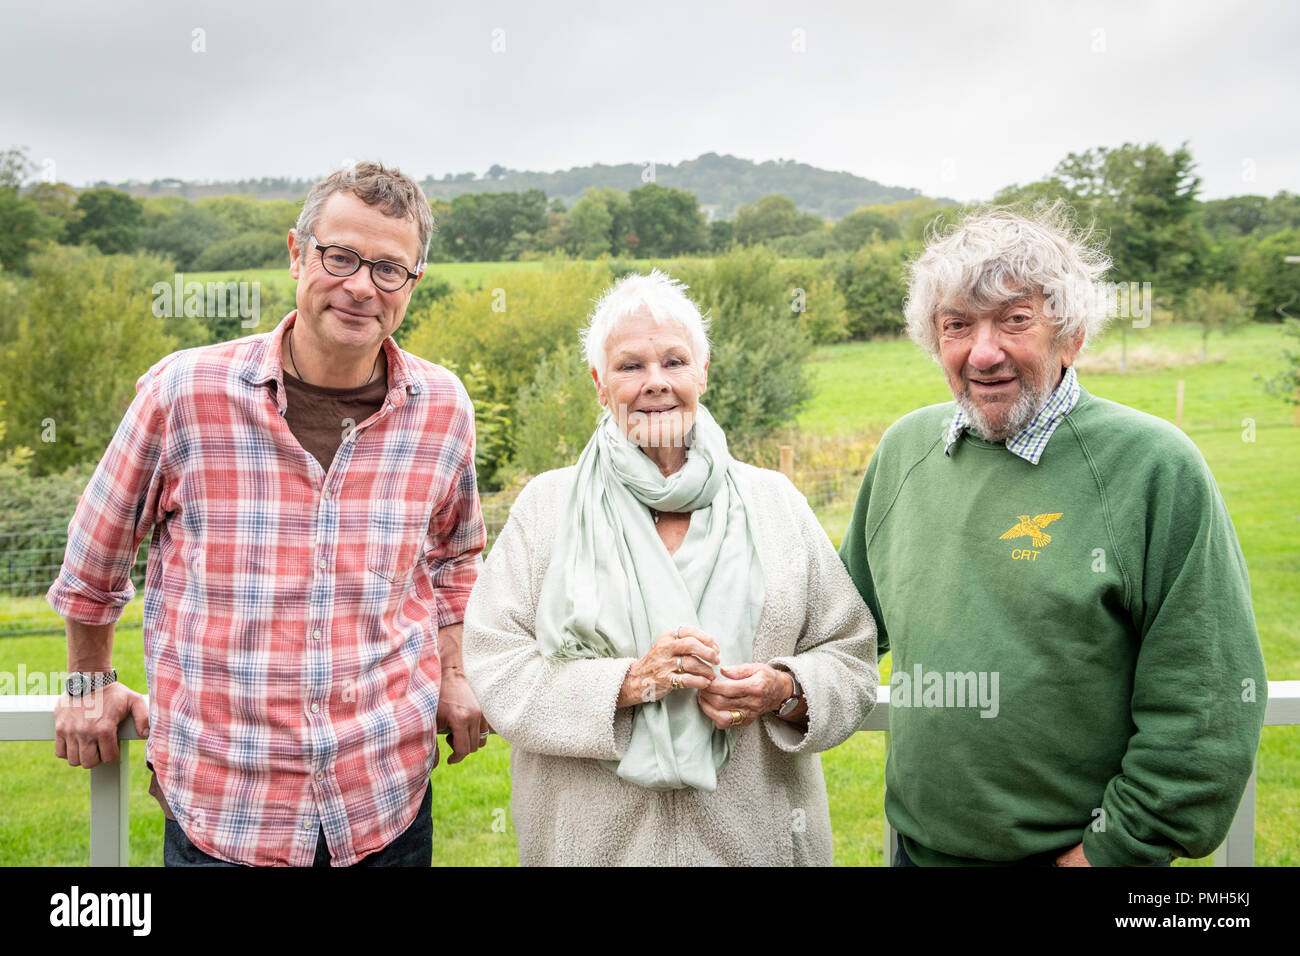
left=615, top=624, right=797, bottom=729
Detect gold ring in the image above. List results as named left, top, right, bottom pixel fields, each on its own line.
left=730, top=710, right=743, bottom=727
left=671, top=677, right=683, bottom=691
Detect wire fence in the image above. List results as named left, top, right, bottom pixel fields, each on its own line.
left=0, top=467, right=866, bottom=639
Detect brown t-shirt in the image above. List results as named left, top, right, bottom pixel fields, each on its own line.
left=281, top=370, right=389, bottom=473
left=147, top=367, right=389, bottom=820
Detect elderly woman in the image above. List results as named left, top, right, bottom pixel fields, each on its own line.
left=462, top=270, right=876, bottom=866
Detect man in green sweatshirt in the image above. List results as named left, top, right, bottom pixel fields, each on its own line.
left=839, top=204, right=1268, bottom=867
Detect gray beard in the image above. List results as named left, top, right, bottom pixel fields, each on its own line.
left=957, top=381, right=1052, bottom=443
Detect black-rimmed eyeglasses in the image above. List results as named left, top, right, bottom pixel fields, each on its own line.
left=310, top=235, right=419, bottom=292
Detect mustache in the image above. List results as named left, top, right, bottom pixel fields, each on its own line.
left=965, top=364, right=1019, bottom=378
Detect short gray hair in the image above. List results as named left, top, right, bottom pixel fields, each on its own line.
left=581, top=270, right=711, bottom=377
left=903, top=201, right=1112, bottom=358
left=294, top=161, right=434, bottom=270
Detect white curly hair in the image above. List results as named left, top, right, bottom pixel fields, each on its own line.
left=903, top=200, right=1113, bottom=358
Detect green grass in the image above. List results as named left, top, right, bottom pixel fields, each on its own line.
left=3, top=321, right=1296, bottom=865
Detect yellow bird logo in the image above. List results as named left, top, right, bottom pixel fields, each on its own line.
left=999, top=513, right=1063, bottom=548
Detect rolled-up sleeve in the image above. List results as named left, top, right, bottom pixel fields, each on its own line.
left=47, top=369, right=169, bottom=626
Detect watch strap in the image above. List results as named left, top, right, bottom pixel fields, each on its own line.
left=66, top=669, right=118, bottom=697
left=775, top=666, right=802, bottom=716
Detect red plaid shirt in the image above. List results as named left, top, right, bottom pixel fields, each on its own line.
left=48, top=313, right=485, bottom=866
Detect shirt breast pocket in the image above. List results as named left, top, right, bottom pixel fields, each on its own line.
left=366, top=503, right=425, bottom=585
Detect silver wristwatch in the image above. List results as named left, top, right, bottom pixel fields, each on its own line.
left=65, top=669, right=118, bottom=697
left=776, top=668, right=803, bottom=717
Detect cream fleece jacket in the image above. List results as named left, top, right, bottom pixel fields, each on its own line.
left=463, top=462, right=878, bottom=866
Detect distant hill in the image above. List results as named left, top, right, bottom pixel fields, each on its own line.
left=102, top=153, right=952, bottom=220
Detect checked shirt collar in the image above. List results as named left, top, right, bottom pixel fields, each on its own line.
left=944, top=366, right=1080, bottom=465
left=241, top=311, right=422, bottom=416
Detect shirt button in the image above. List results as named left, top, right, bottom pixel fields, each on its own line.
left=300, top=837, right=309, bottom=846
left=302, top=820, right=314, bottom=830
left=310, top=702, right=320, bottom=714
left=322, top=489, right=331, bottom=501
left=318, top=559, right=327, bottom=570
left=315, top=771, right=324, bottom=781
left=312, top=629, right=322, bottom=641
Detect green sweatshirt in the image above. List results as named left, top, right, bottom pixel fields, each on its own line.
left=839, top=387, right=1268, bottom=866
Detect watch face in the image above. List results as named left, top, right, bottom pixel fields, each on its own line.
left=66, top=674, right=85, bottom=696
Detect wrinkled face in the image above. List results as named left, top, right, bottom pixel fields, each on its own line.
left=936, top=292, right=1082, bottom=442
left=592, top=310, right=708, bottom=450
left=287, top=191, right=423, bottom=358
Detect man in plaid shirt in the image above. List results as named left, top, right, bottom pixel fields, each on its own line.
left=49, top=162, right=488, bottom=866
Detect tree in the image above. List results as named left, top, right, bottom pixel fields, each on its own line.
left=1202, top=195, right=1271, bottom=238
left=672, top=246, right=814, bottom=448
left=437, top=190, right=548, bottom=261
left=24, top=182, right=82, bottom=241
left=708, top=219, right=734, bottom=253
left=1051, top=142, right=1207, bottom=299
left=830, top=208, right=902, bottom=250
left=191, top=231, right=287, bottom=272
left=401, top=264, right=610, bottom=485
left=1203, top=192, right=1300, bottom=239
left=0, top=246, right=176, bottom=474
left=770, top=227, right=838, bottom=258
left=562, top=188, right=634, bottom=258
left=67, top=188, right=144, bottom=254
left=139, top=200, right=235, bottom=271
left=1182, top=285, right=1252, bottom=359
left=832, top=240, right=918, bottom=339
left=508, top=346, right=601, bottom=478
left=1258, top=319, right=1300, bottom=410
left=197, top=195, right=298, bottom=235
left=733, top=194, right=821, bottom=246
left=1240, top=229, right=1300, bottom=321
left=0, top=188, right=61, bottom=272
left=627, top=183, right=706, bottom=257
left=427, top=198, right=452, bottom=261
left=0, top=146, right=33, bottom=188
left=866, top=197, right=959, bottom=240
left=564, top=192, right=615, bottom=257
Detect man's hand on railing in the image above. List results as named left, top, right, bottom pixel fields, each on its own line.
left=54, top=683, right=149, bottom=768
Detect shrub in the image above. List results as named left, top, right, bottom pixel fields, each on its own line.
left=505, top=346, right=600, bottom=481
left=401, top=264, right=608, bottom=486
left=192, top=231, right=287, bottom=271
left=0, top=246, right=177, bottom=474
left=781, top=259, right=849, bottom=344
left=832, top=239, right=919, bottom=340
left=674, top=246, right=814, bottom=448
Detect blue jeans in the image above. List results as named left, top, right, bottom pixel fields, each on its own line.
left=164, top=783, right=433, bottom=867
left=892, top=836, right=1172, bottom=867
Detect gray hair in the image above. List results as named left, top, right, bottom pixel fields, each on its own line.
left=581, top=270, right=711, bottom=377
left=903, top=201, right=1112, bottom=358
left=294, top=161, right=434, bottom=270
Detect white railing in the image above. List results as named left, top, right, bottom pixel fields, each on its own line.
left=2, top=680, right=1298, bottom=866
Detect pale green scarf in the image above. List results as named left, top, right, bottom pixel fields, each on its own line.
left=535, top=404, right=765, bottom=791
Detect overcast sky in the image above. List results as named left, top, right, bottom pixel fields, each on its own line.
left=3, top=0, right=1296, bottom=202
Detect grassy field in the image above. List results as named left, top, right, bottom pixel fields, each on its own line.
left=2, top=321, right=1295, bottom=866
